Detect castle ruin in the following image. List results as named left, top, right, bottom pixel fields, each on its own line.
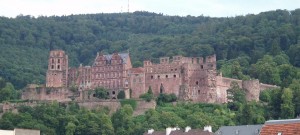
left=22, top=50, right=277, bottom=103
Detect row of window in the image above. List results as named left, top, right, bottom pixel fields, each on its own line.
left=150, top=74, right=177, bottom=79
left=133, top=78, right=142, bottom=83
left=146, top=68, right=178, bottom=73
left=51, top=65, right=61, bottom=70
left=92, top=66, right=123, bottom=71
left=94, top=72, right=122, bottom=79
left=51, top=59, right=61, bottom=64
left=94, top=60, right=122, bottom=65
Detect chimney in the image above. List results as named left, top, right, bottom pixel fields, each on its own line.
left=147, top=129, right=154, bottom=134
left=185, top=126, right=191, bottom=132
left=204, top=125, right=212, bottom=132
left=166, top=127, right=172, bottom=135
left=166, top=127, right=179, bottom=135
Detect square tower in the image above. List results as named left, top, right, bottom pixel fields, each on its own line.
left=46, top=50, right=68, bottom=87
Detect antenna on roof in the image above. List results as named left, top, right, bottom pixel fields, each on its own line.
left=127, top=0, right=129, bottom=13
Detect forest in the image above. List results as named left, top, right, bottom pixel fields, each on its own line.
left=0, top=8, right=300, bottom=134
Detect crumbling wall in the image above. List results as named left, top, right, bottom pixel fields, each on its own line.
left=77, top=100, right=121, bottom=113
left=242, top=80, right=260, bottom=101
left=133, top=100, right=156, bottom=116
left=22, top=85, right=72, bottom=102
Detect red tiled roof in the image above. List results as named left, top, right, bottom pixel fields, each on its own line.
left=130, top=67, right=144, bottom=73
left=260, top=123, right=300, bottom=135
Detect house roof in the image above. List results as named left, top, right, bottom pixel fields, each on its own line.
left=215, top=125, right=262, bottom=135
left=143, top=129, right=213, bottom=135
left=170, top=129, right=214, bottom=135
left=143, top=131, right=165, bottom=135
left=260, top=119, right=300, bottom=135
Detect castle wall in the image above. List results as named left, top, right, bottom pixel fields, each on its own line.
left=144, top=60, right=183, bottom=96
left=242, top=80, right=260, bottom=101
left=22, top=85, right=72, bottom=102
left=260, top=83, right=278, bottom=90
left=128, top=68, right=146, bottom=98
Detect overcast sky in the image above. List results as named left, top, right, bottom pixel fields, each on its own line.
left=0, top=0, right=299, bottom=18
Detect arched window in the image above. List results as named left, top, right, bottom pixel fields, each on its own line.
left=196, top=81, right=199, bottom=85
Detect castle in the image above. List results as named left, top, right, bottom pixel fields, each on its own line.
left=22, top=50, right=277, bottom=103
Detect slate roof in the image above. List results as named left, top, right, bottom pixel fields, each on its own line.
left=260, top=119, right=300, bottom=135
left=215, top=125, right=262, bottom=135
left=103, top=53, right=129, bottom=64
left=143, top=129, right=213, bottom=135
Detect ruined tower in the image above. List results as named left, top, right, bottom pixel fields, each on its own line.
left=46, top=50, right=68, bottom=87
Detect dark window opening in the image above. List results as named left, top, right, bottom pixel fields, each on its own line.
left=166, top=75, right=168, bottom=78
left=93, top=94, right=96, bottom=97
left=173, top=75, right=176, bottom=78
left=112, top=91, right=115, bottom=95
left=112, top=97, right=116, bottom=99
left=175, top=69, right=177, bottom=71
left=198, top=90, right=200, bottom=94
left=51, top=59, right=54, bottom=63
left=107, top=92, right=110, bottom=95
left=58, top=59, right=60, bottom=63
left=57, top=65, right=60, bottom=69
left=160, top=83, right=164, bottom=94
left=201, top=65, right=203, bottom=69
left=197, top=58, right=200, bottom=64
left=51, top=65, right=54, bottom=69
left=171, top=69, right=173, bottom=71
left=151, top=76, right=154, bottom=79
left=158, top=75, right=160, bottom=79
left=196, top=81, right=199, bottom=85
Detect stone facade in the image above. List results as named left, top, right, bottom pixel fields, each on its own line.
left=46, top=50, right=68, bottom=87
left=22, top=50, right=278, bottom=103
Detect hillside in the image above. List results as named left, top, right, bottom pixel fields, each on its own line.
left=0, top=9, right=300, bottom=89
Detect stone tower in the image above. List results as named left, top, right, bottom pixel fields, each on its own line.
left=46, top=50, right=68, bottom=87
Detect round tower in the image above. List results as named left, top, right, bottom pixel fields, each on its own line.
left=242, top=79, right=260, bottom=101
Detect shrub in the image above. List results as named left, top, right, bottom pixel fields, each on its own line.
left=117, top=90, right=126, bottom=99
left=156, top=93, right=177, bottom=105
left=139, top=86, right=154, bottom=102
left=95, top=87, right=109, bottom=99
left=120, top=99, right=137, bottom=110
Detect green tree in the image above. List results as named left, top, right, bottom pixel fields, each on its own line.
left=65, top=122, right=76, bottom=135
left=112, top=105, right=134, bottom=135
left=280, top=88, right=295, bottom=118
left=289, top=79, right=300, bottom=116
left=139, top=86, right=154, bottom=102
left=95, top=87, right=109, bottom=99
left=227, top=82, right=246, bottom=111
left=117, top=90, right=126, bottom=99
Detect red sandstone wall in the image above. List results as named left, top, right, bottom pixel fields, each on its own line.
left=22, top=86, right=73, bottom=102
left=46, top=50, right=68, bottom=87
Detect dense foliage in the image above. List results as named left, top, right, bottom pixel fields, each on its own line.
left=0, top=77, right=18, bottom=102
left=0, top=9, right=300, bottom=89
